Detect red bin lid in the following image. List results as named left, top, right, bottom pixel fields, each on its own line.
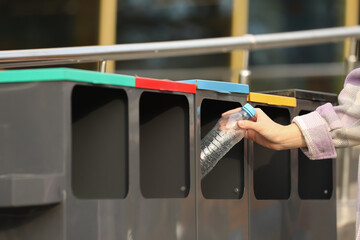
left=135, top=76, right=196, bottom=93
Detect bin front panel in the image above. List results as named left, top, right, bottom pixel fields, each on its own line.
left=0, top=69, right=197, bottom=240
left=0, top=204, right=65, bottom=240
left=68, top=87, right=196, bottom=240
left=0, top=81, right=66, bottom=240
left=251, top=89, right=337, bottom=240
left=248, top=103, right=293, bottom=240
left=0, top=82, right=65, bottom=176
left=195, top=90, right=249, bottom=240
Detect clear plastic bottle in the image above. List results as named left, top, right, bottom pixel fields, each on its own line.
left=200, top=103, right=256, bottom=178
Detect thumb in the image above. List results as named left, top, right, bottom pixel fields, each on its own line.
left=237, top=120, right=258, bottom=131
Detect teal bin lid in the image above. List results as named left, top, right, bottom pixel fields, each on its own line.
left=0, top=68, right=135, bottom=87
left=180, top=79, right=249, bottom=94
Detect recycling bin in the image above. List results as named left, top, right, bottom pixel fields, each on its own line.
left=0, top=68, right=135, bottom=240
left=246, top=92, right=296, bottom=240
left=250, top=89, right=338, bottom=240
left=182, top=79, right=250, bottom=240
left=133, top=76, right=197, bottom=240
left=0, top=68, right=197, bottom=240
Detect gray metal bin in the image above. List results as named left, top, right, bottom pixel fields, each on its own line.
left=249, top=89, right=338, bottom=240
left=0, top=68, right=197, bottom=240
left=247, top=92, right=296, bottom=240
left=182, top=79, right=250, bottom=240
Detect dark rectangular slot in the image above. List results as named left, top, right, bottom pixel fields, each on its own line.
left=253, top=106, right=291, bottom=200
left=140, top=92, right=190, bottom=198
left=200, top=99, right=243, bottom=199
left=71, top=85, right=128, bottom=199
left=298, top=110, right=333, bottom=199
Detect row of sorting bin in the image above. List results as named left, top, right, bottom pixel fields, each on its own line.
left=0, top=68, right=337, bottom=240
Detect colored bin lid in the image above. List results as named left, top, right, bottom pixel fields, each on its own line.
left=135, top=76, right=196, bottom=93
left=0, top=68, right=135, bottom=87
left=180, top=79, right=249, bottom=94
left=261, top=89, right=337, bottom=103
left=247, top=92, right=297, bottom=107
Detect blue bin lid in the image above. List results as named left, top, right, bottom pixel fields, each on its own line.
left=180, top=79, right=249, bottom=94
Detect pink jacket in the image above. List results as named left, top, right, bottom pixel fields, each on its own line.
left=293, top=68, right=360, bottom=239
left=293, top=68, right=360, bottom=160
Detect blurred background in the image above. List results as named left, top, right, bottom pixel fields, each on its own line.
left=1, top=0, right=359, bottom=238
left=0, top=0, right=355, bottom=92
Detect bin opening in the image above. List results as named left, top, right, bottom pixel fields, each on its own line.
left=298, top=110, right=333, bottom=199
left=71, top=85, right=129, bottom=199
left=253, top=106, right=291, bottom=200
left=200, top=99, right=244, bottom=199
left=140, top=92, right=190, bottom=198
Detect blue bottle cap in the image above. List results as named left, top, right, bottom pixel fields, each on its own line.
left=242, top=103, right=256, bottom=118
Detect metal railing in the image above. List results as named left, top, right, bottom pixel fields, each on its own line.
left=0, top=26, right=359, bottom=73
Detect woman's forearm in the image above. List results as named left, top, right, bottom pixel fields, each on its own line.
left=276, top=123, right=307, bottom=150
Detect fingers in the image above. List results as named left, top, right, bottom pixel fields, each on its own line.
left=244, top=129, right=256, bottom=141
left=253, top=108, right=271, bottom=121
left=250, top=114, right=257, bottom=122
left=222, top=107, right=242, bottom=116
left=237, top=119, right=258, bottom=131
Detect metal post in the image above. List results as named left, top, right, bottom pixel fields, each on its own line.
left=347, top=37, right=358, bottom=73
left=230, top=0, right=248, bottom=83
left=99, top=60, right=107, bottom=73
left=239, top=34, right=254, bottom=85
left=98, top=0, right=117, bottom=73
left=239, top=49, right=251, bottom=85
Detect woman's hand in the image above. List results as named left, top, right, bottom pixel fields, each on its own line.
left=222, top=107, right=306, bottom=150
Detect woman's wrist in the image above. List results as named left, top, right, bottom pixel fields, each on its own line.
left=278, top=123, right=307, bottom=150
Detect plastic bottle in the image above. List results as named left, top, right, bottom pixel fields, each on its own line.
left=200, top=103, right=256, bottom=178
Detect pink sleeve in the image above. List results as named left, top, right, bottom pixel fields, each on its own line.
left=292, top=105, right=337, bottom=160
left=293, top=68, right=360, bottom=160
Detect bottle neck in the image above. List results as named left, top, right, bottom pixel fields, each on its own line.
left=240, top=109, right=252, bottom=120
